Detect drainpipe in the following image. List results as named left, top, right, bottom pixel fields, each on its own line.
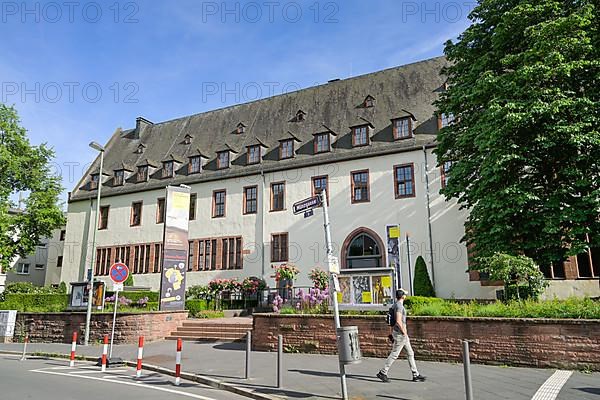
left=422, top=145, right=436, bottom=291
left=260, top=167, right=266, bottom=281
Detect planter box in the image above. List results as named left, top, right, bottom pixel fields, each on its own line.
left=253, top=314, right=600, bottom=371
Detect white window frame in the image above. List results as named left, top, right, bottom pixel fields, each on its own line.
left=16, top=263, right=30, bottom=275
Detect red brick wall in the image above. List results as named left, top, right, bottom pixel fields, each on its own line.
left=253, top=314, right=600, bottom=371
left=15, top=311, right=188, bottom=344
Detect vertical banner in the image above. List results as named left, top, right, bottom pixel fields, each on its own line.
left=159, top=186, right=191, bottom=311
left=386, top=224, right=402, bottom=289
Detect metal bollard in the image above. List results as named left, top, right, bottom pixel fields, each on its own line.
left=277, top=334, right=283, bottom=388
left=175, top=338, right=182, bottom=386
left=245, top=331, right=251, bottom=379
left=462, top=340, right=474, bottom=400
left=20, top=335, right=29, bottom=361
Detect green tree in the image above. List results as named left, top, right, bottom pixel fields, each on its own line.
left=481, top=253, right=548, bottom=301
left=435, top=0, right=600, bottom=268
left=0, top=104, right=64, bottom=271
left=413, top=256, right=436, bottom=297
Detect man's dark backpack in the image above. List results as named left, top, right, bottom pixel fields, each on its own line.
left=386, top=306, right=396, bottom=327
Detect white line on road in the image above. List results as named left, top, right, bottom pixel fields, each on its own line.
left=70, top=369, right=129, bottom=374
left=30, top=368, right=220, bottom=400
left=531, top=370, right=573, bottom=400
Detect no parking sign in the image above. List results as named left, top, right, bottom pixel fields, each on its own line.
left=109, top=262, right=129, bottom=289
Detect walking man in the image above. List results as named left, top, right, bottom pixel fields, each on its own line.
left=377, top=288, right=426, bottom=383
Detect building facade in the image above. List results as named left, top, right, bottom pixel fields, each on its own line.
left=61, top=57, right=599, bottom=301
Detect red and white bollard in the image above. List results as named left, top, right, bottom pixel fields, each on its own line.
left=175, top=338, right=182, bottom=386
left=136, top=336, right=144, bottom=378
left=101, top=334, right=109, bottom=372
left=69, top=331, right=77, bottom=367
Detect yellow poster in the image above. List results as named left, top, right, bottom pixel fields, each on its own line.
left=381, top=276, right=392, bottom=288
left=388, top=226, right=400, bottom=239
left=362, top=291, right=372, bottom=303
left=337, top=292, right=343, bottom=303
left=172, top=192, right=189, bottom=210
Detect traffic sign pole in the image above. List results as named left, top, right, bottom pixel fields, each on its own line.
left=320, top=188, right=348, bottom=400
left=107, top=263, right=129, bottom=361
left=109, top=286, right=119, bottom=358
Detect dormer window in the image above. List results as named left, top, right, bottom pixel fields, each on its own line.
left=90, top=174, right=99, bottom=190
left=135, top=143, right=146, bottom=154
left=363, top=95, right=375, bottom=108
left=439, top=113, right=455, bottom=129
left=296, top=110, right=306, bottom=122
left=280, top=139, right=294, bottom=159
left=352, top=125, right=369, bottom=147
left=247, top=145, right=261, bottom=165
left=137, top=166, right=148, bottom=182
left=114, top=170, right=125, bottom=186
left=188, top=156, right=202, bottom=174
left=217, top=151, right=230, bottom=169
left=236, top=122, right=246, bottom=134
left=314, top=133, right=330, bottom=154
left=393, top=117, right=413, bottom=140
left=162, top=161, right=174, bottom=178
left=183, top=134, right=193, bottom=145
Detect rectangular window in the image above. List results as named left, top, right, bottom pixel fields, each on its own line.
left=57, top=256, right=63, bottom=268
left=114, top=170, right=124, bottom=186
left=162, top=161, right=174, bottom=178
left=314, top=133, right=330, bottom=153
left=188, top=241, right=195, bottom=272
left=189, top=156, right=202, bottom=174
left=394, top=164, right=415, bottom=198
left=60, top=230, right=66, bottom=241
left=197, top=241, right=205, bottom=271
left=228, top=238, right=235, bottom=270
left=352, top=126, right=369, bottom=147
left=213, top=190, right=226, bottom=218
left=222, top=238, right=229, bottom=270
left=211, top=239, right=217, bottom=270
left=271, top=182, right=285, bottom=211
left=441, top=161, right=453, bottom=189
left=90, top=174, right=99, bottom=190
left=156, top=198, right=165, bottom=223
left=280, top=140, right=294, bottom=159
left=312, top=175, right=329, bottom=205
left=440, top=113, right=455, bottom=128
left=137, top=166, right=148, bottom=182
left=144, top=244, right=150, bottom=273
left=393, top=118, right=412, bottom=139
left=244, top=186, right=258, bottom=214
left=154, top=244, right=162, bottom=273
left=217, top=151, right=230, bottom=169
left=271, top=233, right=288, bottom=262
left=16, top=263, right=29, bottom=275
left=235, top=237, right=242, bottom=269
left=247, top=145, right=261, bottom=165
left=35, top=264, right=44, bottom=269
left=189, top=193, right=197, bottom=220
left=205, top=240, right=212, bottom=270
left=131, top=201, right=143, bottom=226
left=99, top=206, right=109, bottom=230
left=351, top=170, right=370, bottom=203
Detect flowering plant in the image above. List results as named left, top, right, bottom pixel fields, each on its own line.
left=308, top=268, right=329, bottom=290
left=241, top=277, right=267, bottom=294
left=272, top=294, right=284, bottom=313
left=295, top=287, right=330, bottom=314
left=208, top=278, right=241, bottom=294
left=105, top=295, right=133, bottom=306
left=274, top=264, right=299, bottom=282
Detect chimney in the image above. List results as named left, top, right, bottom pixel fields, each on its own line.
left=136, top=117, right=153, bottom=133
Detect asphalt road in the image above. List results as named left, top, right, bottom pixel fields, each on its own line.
left=0, top=354, right=251, bottom=400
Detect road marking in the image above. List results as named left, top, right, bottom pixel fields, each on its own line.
left=531, top=370, right=573, bottom=400
left=71, top=369, right=129, bottom=374
left=30, top=368, right=219, bottom=400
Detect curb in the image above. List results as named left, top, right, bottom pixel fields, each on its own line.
left=1, top=350, right=281, bottom=400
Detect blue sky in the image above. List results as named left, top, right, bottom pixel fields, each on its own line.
left=1, top=0, right=473, bottom=207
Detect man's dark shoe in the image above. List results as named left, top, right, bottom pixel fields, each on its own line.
left=412, top=374, right=426, bottom=382
left=377, top=371, right=390, bottom=383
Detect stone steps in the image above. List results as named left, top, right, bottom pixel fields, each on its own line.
left=166, top=318, right=253, bottom=342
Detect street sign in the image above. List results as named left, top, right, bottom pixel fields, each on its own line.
left=113, top=283, right=124, bottom=291
left=293, top=196, right=322, bottom=215
left=109, top=263, right=129, bottom=284
left=328, top=255, right=340, bottom=274
left=304, top=210, right=314, bottom=218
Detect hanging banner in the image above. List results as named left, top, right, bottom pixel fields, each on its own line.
left=159, top=186, right=191, bottom=311
left=386, top=224, right=402, bottom=289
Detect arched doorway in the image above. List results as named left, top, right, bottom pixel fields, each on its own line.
left=341, top=227, right=385, bottom=270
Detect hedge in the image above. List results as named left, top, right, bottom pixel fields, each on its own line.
left=107, top=291, right=159, bottom=302
left=185, top=299, right=214, bottom=317
left=0, top=294, right=69, bottom=312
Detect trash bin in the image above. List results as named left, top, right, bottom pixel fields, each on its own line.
left=337, top=326, right=361, bottom=365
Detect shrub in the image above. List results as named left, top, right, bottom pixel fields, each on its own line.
left=308, top=268, right=329, bottom=290
left=241, top=277, right=267, bottom=294
left=123, top=274, right=134, bottom=287
left=405, top=295, right=444, bottom=309
left=195, top=310, right=224, bottom=319
left=0, top=293, right=68, bottom=312
left=186, top=285, right=212, bottom=300
left=185, top=299, right=213, bottom=317
left=479, top=253, right=548, bottom=301
left=112, top=291, right=159, bottom=302
left=413, top=256, right=435, bottom=297
left=57, top=282, right=67, bottom=294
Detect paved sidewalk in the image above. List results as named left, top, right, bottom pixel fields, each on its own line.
left=1, top=341, right=598, bottom=400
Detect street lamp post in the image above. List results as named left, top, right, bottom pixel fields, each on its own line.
left=84, top=141, right=105, bottom=346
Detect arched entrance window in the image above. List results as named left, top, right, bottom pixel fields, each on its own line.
left=342, top=228, right=385, bottom=270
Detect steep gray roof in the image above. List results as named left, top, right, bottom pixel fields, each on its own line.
left=71, top=56, right=447, bottom=201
